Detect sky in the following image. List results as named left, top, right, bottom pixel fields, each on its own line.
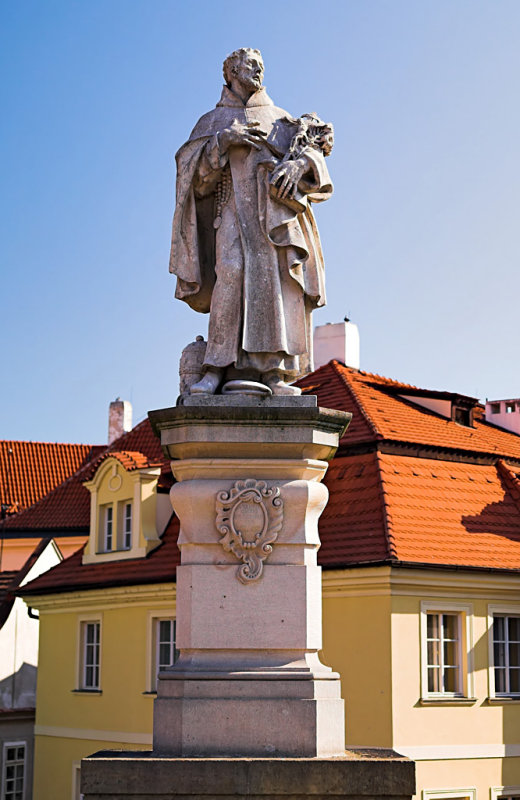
left=1, top=0, right=519, bottom=444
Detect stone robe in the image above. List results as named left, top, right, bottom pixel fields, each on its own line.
left=169, top=85, right=332, bottom=379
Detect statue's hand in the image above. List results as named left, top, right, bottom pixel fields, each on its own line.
left=270, top=158, right=307, bottom=200
left=218, top=119, right=267, bottom=153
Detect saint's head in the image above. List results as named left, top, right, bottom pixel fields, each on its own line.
left=223, top=48, right=264, bottom=96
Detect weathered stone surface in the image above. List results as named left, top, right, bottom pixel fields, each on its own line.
left=169, top=48, right=334, bottom=397
left=148, top=402, right=351, bottom=461
left=81, top=751, right=415, bottom=799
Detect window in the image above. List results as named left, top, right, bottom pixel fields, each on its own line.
left=123, top=503, right=132, bottom=550
left=104, top=506, right=113, bottom=552
left=80, top=621, right=101, bottom=690
left=152, top=618, right=179, bottom=690
left=420, top=602, right=472, bottom=700
left=426, top=613, right=462, bottom=694
left=453, top=406, right=472, bottom=426
left=423, top=790, right=476, bottom=800
left=490, top=402, right=501, bottom=414
left=506, top=403, right=516, bottom=414
left=1, top=742, right=25, bottom=800
left=493, top=615, right=520, bottom=696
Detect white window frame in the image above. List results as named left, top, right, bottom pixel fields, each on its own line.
left=423, top=789, right=477, bottom=800
left=490, top=787, right=520, bottom=800
left=146, top=612, right=179, bottom=692
left=488, top=604, right=520, bottom=699
left=420, top=601, right=473, bottom=700
left=77, top=614, right=102, bottom=691
left=1, top=741, right=26, bottom=800
left=123, top=502, right=132, bottom=550
left=104, top=505, right=113, bottom=552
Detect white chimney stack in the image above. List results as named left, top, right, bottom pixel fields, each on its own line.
left=313, top=320, right=360, bottom=370
left=485, top=399, right=520, bottom=436
left=108, top=398, right=133, bottom=444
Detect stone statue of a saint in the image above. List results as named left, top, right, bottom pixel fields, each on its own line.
left=170, top=48, right=333, bottom=396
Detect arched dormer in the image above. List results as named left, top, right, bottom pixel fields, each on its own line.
left=82, top=451, right=162, bottom=564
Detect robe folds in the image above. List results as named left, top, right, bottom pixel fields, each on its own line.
left=169, top=85, right=332, bottom=379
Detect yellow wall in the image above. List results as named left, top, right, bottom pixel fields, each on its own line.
left=30, top=565, right=520, bottom=800
left=323, top=590, right=393, bottom=747
left=32, top=584, right=173, bottom=799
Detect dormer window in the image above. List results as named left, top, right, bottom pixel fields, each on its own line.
left=453, top=406, right=472, bottom=427
left=123, top=502, right=132, bottom=550
left=104, top=506, right=113, bottom=552
left=83, top=453, right=162, bottom=565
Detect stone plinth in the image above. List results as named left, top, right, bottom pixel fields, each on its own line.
left=81, top=750, right=415, bottom=800
left=147, top=396, right=350, bottom=758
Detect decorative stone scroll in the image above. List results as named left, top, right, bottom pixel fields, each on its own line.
left=215, top=479, right=283, bottom=584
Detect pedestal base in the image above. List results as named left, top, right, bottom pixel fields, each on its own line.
left=154, top=671, right=345, bottom=757
left=81, top=751, right=415, bottom=800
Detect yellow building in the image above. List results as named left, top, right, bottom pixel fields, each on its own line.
left=20, top=363, right=520, bottom=800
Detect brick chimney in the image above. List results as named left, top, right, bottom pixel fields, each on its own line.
left=313, top=320, right=360, bottom=370
left=108, top=398, right=133, bottom=444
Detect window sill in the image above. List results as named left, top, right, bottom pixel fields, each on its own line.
left=420, top=696, right=477, bottom=706
left=71, top=689, right=102, bottom=695
left=486, top=696, right=520, bottom=704
left=142, top=691, right=157, bottom=696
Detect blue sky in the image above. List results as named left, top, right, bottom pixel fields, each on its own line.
left=1, top=0, right=519, bottom=443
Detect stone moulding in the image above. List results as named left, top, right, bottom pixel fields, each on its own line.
left=215, top=479, right=283, bottom=583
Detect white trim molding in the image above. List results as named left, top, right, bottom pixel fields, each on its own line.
left=487, top=603, right=520, bottom=700
left=490, top=785, right=520, bottom=800
left=397, top=744, right=520, bottom=761
left=35, top=724, right=152, bottom=746
left=422, top=788, right=476, bottom=800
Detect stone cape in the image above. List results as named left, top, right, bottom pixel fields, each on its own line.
left=169, top=85, right=332, bottom=378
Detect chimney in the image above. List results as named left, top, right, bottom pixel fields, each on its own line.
left=485, top=399, right=520, bottom=436
left=108, top=398, right=133, bottom=444
left=313, top=320, right=360, bottom=370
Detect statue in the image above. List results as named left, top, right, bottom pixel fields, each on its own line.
left=170, top=48, right=334, bottom=397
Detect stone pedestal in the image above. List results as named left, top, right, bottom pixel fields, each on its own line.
left=81, top=750, right=416, bottom=800
left=81, top=396, right=415, bottom=800
left=149, top=396, right=350, bottom=758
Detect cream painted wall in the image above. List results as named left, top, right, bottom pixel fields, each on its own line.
left=322, top=589, right=393, bottom=747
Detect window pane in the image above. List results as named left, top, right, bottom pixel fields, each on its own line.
left=444, top=666, right=459, bottom=693
left=444, top=640, right=457, bottom=667
left=509, top=642, right=520, bottom=668
left=494, top=616, right=506, bottom=641
left=427, top=614, right=439, bottom=639
left=510, top=669, right=520, bottom=694
left=443, top=614, right=458, bottom=640
left=509, top=616, right=520, bottom=642
left=494, top=641, right=506, bottom=667
left=159, top=642, right=171, bottom=667
left=495, top=667, right=507, bottom=693
left=427, top=640, right=440, bottom=667
left=159, top=620, right=172, bottom=643
left=427, top=666, right=440, bottom=693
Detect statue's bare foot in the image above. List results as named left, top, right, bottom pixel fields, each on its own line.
left=262, top=370, right=302, bottom=396
left=190, top=368, right=223, bottom=395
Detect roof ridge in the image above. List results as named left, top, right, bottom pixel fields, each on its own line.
left=0, top=440, right=97, bottom=448
left=374, top=451, right=398, bottom=560
left=331, top=361, right=381, bottom=438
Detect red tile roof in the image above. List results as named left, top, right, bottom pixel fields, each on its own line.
left=0, top=420, right=170, bottom=534
left=21, top=517, right=180, bottom=596
left=0, top=441, right=99, bottom=516
left=298, top=362, right=520, bottom=459
left=84, top=450, right=163, bottom=480
left=17, top=361, right=520, bottom=595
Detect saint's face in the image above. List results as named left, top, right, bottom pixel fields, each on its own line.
left=236, top=53, right=264, bottom=93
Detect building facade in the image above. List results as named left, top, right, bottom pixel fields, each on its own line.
left=18, top=362, right=520, bottom=800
